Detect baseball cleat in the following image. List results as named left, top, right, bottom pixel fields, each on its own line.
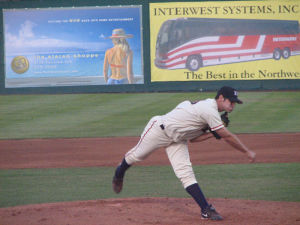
left=201, top=204, right=223, bottom=221
left=112, top=176, right=123, bottom=194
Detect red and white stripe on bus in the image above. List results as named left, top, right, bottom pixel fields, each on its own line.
left=155, top=34, right=300, bottom=71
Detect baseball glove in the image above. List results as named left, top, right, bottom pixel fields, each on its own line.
left=221, top=112, right=230, bottom=127
left=202, top=112, right=230, bottom=140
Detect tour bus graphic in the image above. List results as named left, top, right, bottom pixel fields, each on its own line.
left=154, top=18, right=300, bottom=71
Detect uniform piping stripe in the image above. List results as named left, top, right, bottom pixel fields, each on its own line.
left=136, top=120, right=157, bottom=149
left=211, top=124, right=224, bottom=131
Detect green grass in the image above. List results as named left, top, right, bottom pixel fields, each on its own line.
left=230, top=91, right=300, bottom=133
left=0, top=163, right=299, bottom=207
left=0, top=91, right=299, bottom=208
left=0, top=91, right=300, bottom=139
left=0, top=93, right=202, bottom=139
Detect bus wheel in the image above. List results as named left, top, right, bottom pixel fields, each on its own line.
left=186, top=55, right=202, bottom=71
left=273, top=48, right=282, bottom=60
left=282, top=47, right=291, bottom=59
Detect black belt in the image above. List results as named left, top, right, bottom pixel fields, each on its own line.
left=160, top=124, right=165, bottom=130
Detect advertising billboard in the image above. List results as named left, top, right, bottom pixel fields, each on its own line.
left=4, top=6, right=143, bottom=88
left=150, top=1, right=300, bottom=82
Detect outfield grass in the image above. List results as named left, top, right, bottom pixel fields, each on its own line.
left=0, top=91, right=300, bottom=139
left=0, top=163, right=299, bottom=207
left=0, top=91, right=299, bottom=208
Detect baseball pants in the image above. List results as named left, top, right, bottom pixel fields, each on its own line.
left=125, top=116, right=197, bottom=188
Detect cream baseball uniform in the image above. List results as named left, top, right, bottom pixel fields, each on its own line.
left=125, top=98, right=224, bottom=188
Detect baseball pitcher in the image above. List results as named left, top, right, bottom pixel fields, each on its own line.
left=112, top=86, right=256, bottom=221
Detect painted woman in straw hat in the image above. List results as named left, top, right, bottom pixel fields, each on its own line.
left=103, top=28, right=134, bottom=84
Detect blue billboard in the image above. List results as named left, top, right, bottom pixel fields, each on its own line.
left=4, top=6, right=143, bottom=87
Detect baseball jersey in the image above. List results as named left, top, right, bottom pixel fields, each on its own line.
left=161, top=98, right=224, bottom=142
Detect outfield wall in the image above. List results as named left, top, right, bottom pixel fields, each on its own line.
left=0, top=0, right=300, bottom=94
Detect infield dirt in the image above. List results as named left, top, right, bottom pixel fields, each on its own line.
left=0, top=133, right=300, bottom=225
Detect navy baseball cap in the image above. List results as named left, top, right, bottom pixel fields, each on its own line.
left=216, top=86, right=243, bottom=104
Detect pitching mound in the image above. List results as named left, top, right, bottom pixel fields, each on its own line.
left=1, top=198, right=300, bottom=225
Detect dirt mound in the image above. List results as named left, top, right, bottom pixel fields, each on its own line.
left=1, top=198, right=300, bottom=225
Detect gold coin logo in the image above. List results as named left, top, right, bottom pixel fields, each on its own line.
left=11, top=56, right=29, bottom=74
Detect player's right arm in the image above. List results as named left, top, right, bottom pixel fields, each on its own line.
left=190, top=131, right=214, bottom=143
left=216, top=127, right=256, bottom=162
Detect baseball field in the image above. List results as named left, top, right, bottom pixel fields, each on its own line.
left=0, top=91, right=300, bottom=225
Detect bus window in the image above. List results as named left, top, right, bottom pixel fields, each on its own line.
left=170, top=20, right=185, bottom=48
left=186, top=21, right=205, bottom=41
left=156, top=20, right=173, bottom=57
left=157, top=21, right=172, bottom=46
